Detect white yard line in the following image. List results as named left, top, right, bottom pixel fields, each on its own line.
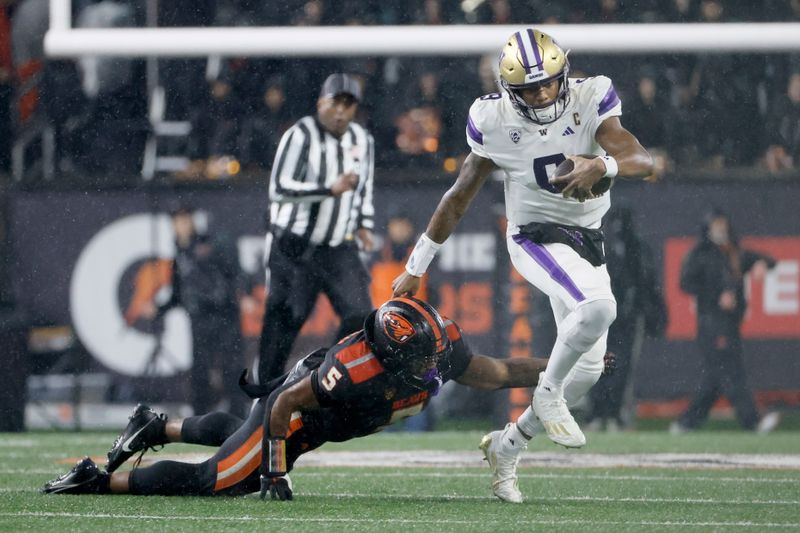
left=304, top=492, right=799, bottom=505
left=90, top=450, right=800, bottom=470
left=0, top=512, right=797, bottom=529
left=301, top=471, right=800, bottom=483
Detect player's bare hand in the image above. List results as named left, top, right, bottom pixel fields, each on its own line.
left=331, top=172, right=359, bottom=196
left=551, top=155, right=605, bottom=202
left=392, top=271, right=421, bottom=297
left=356, top=228, right=374, bottom=253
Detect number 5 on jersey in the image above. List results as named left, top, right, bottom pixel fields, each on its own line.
left=321, top=367, right=343, bottom=391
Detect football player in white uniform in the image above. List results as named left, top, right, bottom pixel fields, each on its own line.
left=392, top=28, right=654, bottom=502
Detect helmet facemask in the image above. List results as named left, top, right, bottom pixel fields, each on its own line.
left=501, top=68, right=571, bottom=124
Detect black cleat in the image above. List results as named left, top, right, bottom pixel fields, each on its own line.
left=106, top=404, right=168, bottom=473
left=43, top=457, right=110, bottom=494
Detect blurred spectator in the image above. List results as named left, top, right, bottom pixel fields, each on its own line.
left=394, top=70, right=444, bottom=160
left=369, top=212, right=429, bottom=307
left=471, top=0, right=531, bottom=25
left=586, top=206, right=666, bottom=431
left=158, top=0, right=215, bottom=120
left=624, top=71, right=670, bottom=151
left=71, top=0, right=148, bottom=178
left=0, top=0, right=12, bottom=173
left=10, top=0, right=48, bottom=126
left=671, top=209, right=780, bottom=433
left=590, top=0, right=628, bottom=23
left=291, top=0, right=327, bottom=25
left=664, top=0, right=697, bottom=22
left=763, top=72, right=800, bottom=172
left=237, top=75, right=292, bottom=172
left=188, top=76, right=243, bottom=177
left=156, top=206, right=244, bottom=416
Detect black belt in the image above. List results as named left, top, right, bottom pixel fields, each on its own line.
left=518, top=222, right=606, bottom=266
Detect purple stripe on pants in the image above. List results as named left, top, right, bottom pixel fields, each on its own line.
left=513, top=234, right=586, bottom=302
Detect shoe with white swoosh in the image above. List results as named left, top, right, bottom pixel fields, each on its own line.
left=106, top=404, right=168, bottom=473
left=43, top=457, right=110, bottom=494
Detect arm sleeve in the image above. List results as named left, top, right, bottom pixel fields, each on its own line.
left=269, top=123, right=331, bottom=203
left=357, top=133, right=375, bottom=230
left=466, top=99, right=491, bottom=159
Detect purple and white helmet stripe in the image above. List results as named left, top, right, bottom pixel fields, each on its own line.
left=526, top=29, right=543, bottom=70
left=515, top=32, right=531, bottom=73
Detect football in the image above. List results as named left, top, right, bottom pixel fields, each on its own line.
left=552, top=154, right=615, bottom=196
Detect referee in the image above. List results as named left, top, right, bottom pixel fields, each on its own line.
left=255, top=73, right=375, bottom=384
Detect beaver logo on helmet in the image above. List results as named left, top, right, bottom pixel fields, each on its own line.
left=383, top=312, right=415, bottom=343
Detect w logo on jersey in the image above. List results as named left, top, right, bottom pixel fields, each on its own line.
left=562, top=127, right=576, bottom=136
left=383, top=312, right=416, bottom=343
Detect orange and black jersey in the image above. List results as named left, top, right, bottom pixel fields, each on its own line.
left=308, top=317, right=472, bottom=441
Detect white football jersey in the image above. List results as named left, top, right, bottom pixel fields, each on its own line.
left=466, top=76, right=622, bottom=230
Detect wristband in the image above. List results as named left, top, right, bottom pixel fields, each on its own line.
left=600, top=155, right=618, bottom=178
left=265, top=437, right=287, bottom=475
left=405, top=234, right=442, bottom=277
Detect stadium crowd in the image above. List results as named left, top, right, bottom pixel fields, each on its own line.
left=1, top=0, right=799, bottom=182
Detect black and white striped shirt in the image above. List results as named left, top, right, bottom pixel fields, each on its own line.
left=268, top=116, right=375, bottom=247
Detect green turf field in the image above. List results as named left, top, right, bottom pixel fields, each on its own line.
left=2, top=430, right=799, bottom=532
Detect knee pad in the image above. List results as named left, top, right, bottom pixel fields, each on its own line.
left=561, top=299, right=616, bottom=353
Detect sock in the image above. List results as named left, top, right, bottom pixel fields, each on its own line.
left=514, top=407, right=542, bottom=441
left=501, top=422, right=530, bottom=452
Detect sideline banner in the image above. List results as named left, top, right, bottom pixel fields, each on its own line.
left=8, top=179, right=800, bottom=400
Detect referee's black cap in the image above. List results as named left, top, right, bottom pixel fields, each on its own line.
left=319, top=73, right=362, bottom=102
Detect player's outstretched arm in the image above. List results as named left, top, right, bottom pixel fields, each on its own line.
left=455, top=351, right=617, bottom=390
left=392, top=153, right=497, bottom=297
left=454, top=354, right=548, bottom=390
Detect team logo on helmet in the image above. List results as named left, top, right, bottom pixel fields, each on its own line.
left=383, top=312, right=416, bottom=343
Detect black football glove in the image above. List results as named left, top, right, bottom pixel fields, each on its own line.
left=602, top=351, right=617, bottom=376
left=260, top=475, right=293, bottom=501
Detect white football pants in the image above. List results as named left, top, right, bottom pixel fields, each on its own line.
left=507, top=236, right=616, bottom=435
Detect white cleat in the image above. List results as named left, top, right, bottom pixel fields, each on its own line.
left=532, top=382, right=586, bottom=448
left=479, top=424, right=524, bottom=503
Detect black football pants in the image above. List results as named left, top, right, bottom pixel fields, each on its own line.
left=256, top=238, right=372, bottom=383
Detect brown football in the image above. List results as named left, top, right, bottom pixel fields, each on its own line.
left=552, top=154, right=614, bottom=196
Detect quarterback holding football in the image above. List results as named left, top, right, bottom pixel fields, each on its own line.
left=392, top=28, right=654, bottom=503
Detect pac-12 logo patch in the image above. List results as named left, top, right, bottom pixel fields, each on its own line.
left=509, top=129, right=522, bottom=144
left=383, top=312, right=415, bottom=343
